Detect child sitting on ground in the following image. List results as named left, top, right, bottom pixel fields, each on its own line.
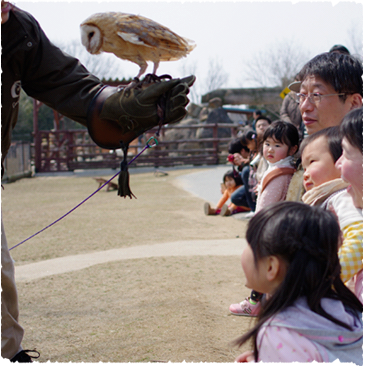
left=336, top=108, right=363, bottom=302
left=300, top=125, right=363, bottom=302
left=229, top=121, right=299, bottom=316
left=229, top=131, right=259, bottom=214
left=204, top=170, right=249, bottom=216
left=234, top=201, right=363, bottom=363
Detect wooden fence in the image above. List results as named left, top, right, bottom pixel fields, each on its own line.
left=2, top=141, right=32, bottom=182
left=32, top=123, right=241, bottom=173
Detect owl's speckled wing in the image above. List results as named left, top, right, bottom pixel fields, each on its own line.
left=114, top=13, right=195, bottom=58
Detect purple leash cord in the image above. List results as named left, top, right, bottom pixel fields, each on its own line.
left=9, top=137, right=158, bottom=251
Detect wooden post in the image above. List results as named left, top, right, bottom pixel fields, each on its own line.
left=33, top=99, right=42, bottom=172
left=212, top=122, right=219, bottom=164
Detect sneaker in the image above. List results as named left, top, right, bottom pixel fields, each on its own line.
left=229, top=298, right=261, bottom=317
left=10, top=349, right=40, bottom=363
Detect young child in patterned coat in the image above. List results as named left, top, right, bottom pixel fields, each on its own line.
left=234, top=202, right=363, bottom=363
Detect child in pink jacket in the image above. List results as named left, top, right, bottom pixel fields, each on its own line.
left=233, top=202, right=363, bottom=363
left=255, top=120, right=299, bottom=212
left=230, top=121, right=299, bottom=316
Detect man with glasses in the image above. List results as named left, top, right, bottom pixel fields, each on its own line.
left=284, top=51, right=362, bottom=202
left=229, top=52, right=362, bottom=318
left=289, top=52, right=362, bottom=135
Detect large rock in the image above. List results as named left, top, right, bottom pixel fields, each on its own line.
left=196, top=107, right=234, bottom=138
left=187, top=103, right=203, bottom=119
left=163, top=117, right=199, bottom=150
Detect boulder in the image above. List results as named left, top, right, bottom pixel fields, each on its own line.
left=163, top=117, right=199, bottom=150
left=187, top=103, right=203, bottom=119
left=196, top=107, right=234, bottom=142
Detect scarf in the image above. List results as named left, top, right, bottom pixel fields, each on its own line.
left=302, top=178, right=349, bottom=206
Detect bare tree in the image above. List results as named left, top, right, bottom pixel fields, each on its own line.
left=180, top=57, right=229, bottom=105
left=241, top=40, right=310, bottom=88
left=203, top=57, right=229, bottom=93
left=180, top=59, right=200, bottom=104
left=55, top=39, right=124, bottom=80
left=347, top=21, right=363, bottom=60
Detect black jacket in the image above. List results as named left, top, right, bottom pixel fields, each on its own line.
left=1, top=6, right=104, bottom=162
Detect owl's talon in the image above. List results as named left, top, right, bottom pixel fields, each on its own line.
left=124, top=78, right=140, bottom=91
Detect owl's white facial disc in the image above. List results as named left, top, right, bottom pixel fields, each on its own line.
left=80, top=24, right=102, bottom=54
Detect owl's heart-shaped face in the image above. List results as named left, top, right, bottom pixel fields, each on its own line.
left=80, top=24, right=102, bottom=54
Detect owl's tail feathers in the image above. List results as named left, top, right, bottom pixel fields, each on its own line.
left=184, top=38, right=197, bottom=53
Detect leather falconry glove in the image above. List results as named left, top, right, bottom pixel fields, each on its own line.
left=87, top=74, right=196, bottom=198
left=87, top=75, right=196, bottom=150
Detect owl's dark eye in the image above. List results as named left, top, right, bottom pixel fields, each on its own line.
left=88, top=31, right=95, bottom=40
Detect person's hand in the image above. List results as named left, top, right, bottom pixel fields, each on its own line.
left=233, top=153, right=249, bottom=167
left=235, top=350, right=254, bottom=362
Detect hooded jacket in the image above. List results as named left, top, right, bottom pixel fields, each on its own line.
left=257, top=297, right=363, bottom=364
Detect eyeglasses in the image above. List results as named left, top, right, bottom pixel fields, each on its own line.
left=295, top=93, right=346, bottom=104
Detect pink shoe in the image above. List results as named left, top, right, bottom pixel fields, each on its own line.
left=231, top=206, right=251, bottom=214
left=229, top=298, right=261, bottom=317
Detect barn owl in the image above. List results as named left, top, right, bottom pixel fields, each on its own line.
left=80, top=12, right=196, bottom=79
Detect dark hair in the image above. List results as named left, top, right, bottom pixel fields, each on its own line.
left=255, top=116, right=272, bottom=125
left=299, top=126, right=342, bottom=163
left=234, top=201, right=363, bottom=360
left=340, top=107, right=363, bottom=153
left=228, top=138, right=249, bottom=154
left=263, top=120, right=299, bottom=152
left=223, top=169, right=243, bottom=186
left=329, top=44, right=350, bottom=55
left=232, top=130, right=258, bottom=153
left=241, top=130, right=257, bottom=145
left=298, top=52, right=363, bottom=99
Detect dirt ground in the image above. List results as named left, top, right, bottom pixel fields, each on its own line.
left=2, top=168, right=254, bottom=363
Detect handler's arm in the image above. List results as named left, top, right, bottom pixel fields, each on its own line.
left=12, top=8, right=103, bottom=126
left=8, top=7, right=195, bottom=148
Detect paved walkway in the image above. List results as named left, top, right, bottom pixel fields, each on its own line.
left=15, top=238, right=246, bottom=282
left=15, top=166, right=247, bottom=282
